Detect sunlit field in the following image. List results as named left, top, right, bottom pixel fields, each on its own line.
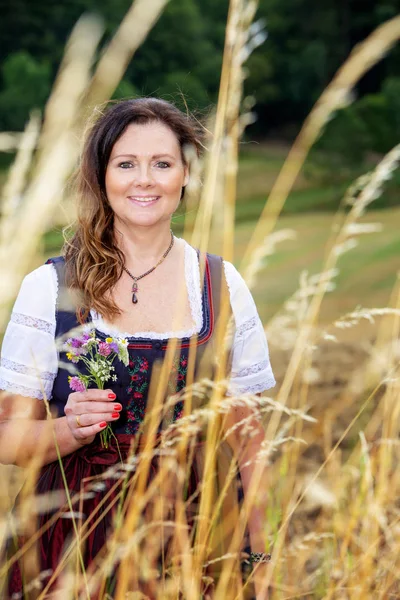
left=1, top=1, right=400, bottom=598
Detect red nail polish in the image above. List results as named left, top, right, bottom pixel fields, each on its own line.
left=114, top=403, right=122, bottom=411
left=108, top=393, right=116, bottom=399
left=112, top=412, right=120, bottom=418
left=100, top=422, right=107, bottom=428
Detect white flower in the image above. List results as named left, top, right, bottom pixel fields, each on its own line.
left=117, top=338, right=129, bottom=366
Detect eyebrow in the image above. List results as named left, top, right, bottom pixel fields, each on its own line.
left=112, top=153, right=176, bottom=160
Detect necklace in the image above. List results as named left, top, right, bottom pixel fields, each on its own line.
left=122, top=231, right=174, bottom=304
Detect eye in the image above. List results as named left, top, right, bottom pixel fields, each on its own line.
left=156, top=161, right=170, bottom=169
left=118, top=161, right=133, bottom=169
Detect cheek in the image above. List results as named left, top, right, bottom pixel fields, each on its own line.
left=105, top=168, right=127, bottom=198
left=163, top=170, right=186, bottom=194
left=104, top=169, right=116, bottom=197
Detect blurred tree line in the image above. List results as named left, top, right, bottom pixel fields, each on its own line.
left=0, top=0, right=399, bottom=164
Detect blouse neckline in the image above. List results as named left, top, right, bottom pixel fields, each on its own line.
left=90, top=239, right=204, bottom=341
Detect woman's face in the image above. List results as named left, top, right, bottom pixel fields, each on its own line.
left=105, top=121, right=189, bottom=230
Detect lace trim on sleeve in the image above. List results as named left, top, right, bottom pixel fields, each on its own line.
left=11, top=312, right=55, bottom=336
left=236, top=316, right=258, bottom=339
left=228, top=377, right=276, bottom=396
left=1, top=358, right=56, bottom=382
left=233, top=359, right=270, bottom=378
left=0, top=377, right=48, bottom=400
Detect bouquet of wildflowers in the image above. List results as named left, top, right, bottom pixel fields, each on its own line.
left=65, top=330, right=129, bottom=448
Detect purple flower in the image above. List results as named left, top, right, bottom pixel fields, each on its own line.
left=99, top=342, right=112, bottom=357
left=110, top=342, right=119, bottom=353
left=69, top=376, right=86, bottom=393
left=70, top=338, right=83, bottom=348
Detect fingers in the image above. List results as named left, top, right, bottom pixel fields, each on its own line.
left=74, top=412, right=121, bottom=428
left=73, top=420, right=109, bottom=442
left=75, top=389, right=117, bottom=402
left=65, top=389, right=120, bottom=415
left=64, top=389, right=122, bottom=443
left=65, top=389, right=116, bottom=410
left=68, top=410, right=119, bottom=443
left=75, top=401, right=122, bottom=415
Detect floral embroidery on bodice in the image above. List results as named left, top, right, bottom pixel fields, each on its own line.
left=123, top=352, right=188, bottom=434
left=126, top=356, right=150, bottom=434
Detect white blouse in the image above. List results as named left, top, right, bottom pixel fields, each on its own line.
left=0, top=240, right=275, bottom=401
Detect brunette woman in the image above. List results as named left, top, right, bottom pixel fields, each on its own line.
left=0, top=98, right=275, bottom=599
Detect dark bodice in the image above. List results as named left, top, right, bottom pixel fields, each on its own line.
left=48, top=254, right=221, bottom=435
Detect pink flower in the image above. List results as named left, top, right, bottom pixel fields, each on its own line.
left=69, top=376, right=86, bottom=393
left=133, top=392, right=143, bottom=399
left=140, top=359, right=148, bottom=372
left=99, top=342, right=112, bottom=357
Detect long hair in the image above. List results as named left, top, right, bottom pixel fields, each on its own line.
left=64, top=98, right=203, bottom=323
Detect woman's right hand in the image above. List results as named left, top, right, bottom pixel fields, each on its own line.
left=64, top=389, right=122, bottom=445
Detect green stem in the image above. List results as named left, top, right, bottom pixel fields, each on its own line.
left=77, top=348, right=122, bottom=450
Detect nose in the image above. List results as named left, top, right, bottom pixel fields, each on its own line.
left=133, top=164, right=154, bottom=187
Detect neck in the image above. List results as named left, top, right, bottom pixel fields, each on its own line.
left=114, top=221, right=173, bottom=268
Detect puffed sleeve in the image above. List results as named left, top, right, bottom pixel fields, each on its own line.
left=223, top=261, right=276, bottom=395
left=0, top=264, right=58, bottom=400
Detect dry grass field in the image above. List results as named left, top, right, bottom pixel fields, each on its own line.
left=0, top=3, right=399, bottom=599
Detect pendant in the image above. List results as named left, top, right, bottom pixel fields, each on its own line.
left=132, top=281, right=138, bottom=304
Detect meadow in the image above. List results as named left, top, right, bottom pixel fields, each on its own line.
left=0, top=2, right=400, bottom=599
left=6, top=142, right=398, bottom=598
left=42, top=142, right=399, bottom=325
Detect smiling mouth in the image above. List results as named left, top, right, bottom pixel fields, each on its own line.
left=128, top=196, right=160, bottom=203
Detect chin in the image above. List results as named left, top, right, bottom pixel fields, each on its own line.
left=119, top=214, right=166, bottom=229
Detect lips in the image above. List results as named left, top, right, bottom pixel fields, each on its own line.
left=128, top=195, right=160, bottom=206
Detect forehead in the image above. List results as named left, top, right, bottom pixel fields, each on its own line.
left=110, top=121, right=181, bottom=157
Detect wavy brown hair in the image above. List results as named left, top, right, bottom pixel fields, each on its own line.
left=64, top=98, right=203, bottom=323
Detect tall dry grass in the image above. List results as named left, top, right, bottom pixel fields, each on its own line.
left=0, top=0, right=400, bottom=598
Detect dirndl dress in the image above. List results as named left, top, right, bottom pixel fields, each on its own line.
left=6, top=252, right=254, bottom=599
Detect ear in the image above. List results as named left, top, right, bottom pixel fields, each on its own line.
left=183, top=164, right=190, bottom=187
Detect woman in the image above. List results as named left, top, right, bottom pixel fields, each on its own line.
left=0, top=98, right=275, bottom=598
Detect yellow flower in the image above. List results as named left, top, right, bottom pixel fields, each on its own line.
left=66, top=352, right=73, bottom=361
left=106, top=337, right=113, bottom=343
